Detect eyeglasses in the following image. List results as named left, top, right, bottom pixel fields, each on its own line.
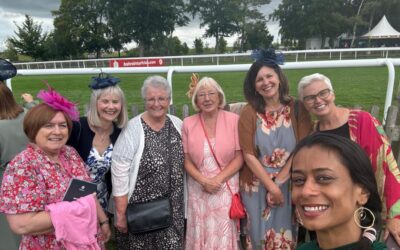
left=145, top=97, right=169, bottom=105
left=197, top=92, right=217, bottom=99
left=303, top=88, right=332, bottom=104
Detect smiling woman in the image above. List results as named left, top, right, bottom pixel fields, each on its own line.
left=111, top=75, right=185, bottom=249
left=292, top=133, right=385, bottom=250
left=67, top=73, right=128, bottom=213
left=0, top=87, right=111, bottom=249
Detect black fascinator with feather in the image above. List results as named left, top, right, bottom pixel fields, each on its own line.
left=89, top=72, right=120, bottom=90
left=251, top=48, right=285, bottom=66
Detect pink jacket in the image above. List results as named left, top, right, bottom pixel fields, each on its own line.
left=46, top=195, right=101, bottom=250
left=182, top=109, right=240, bottom=169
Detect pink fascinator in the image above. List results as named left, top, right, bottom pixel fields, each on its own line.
left=186, top=73, right=199, bottom=98
left=37, top=82, right=79, bottom=121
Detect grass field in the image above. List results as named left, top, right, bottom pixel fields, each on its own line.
left=9, top=66, right=400, bottom=120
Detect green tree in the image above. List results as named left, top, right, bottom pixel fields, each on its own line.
left=218, top=37, right=227, bottom=53
left=121, top=0, right=189, bottom=56
left=53, top=0, right=109, bottom=58
left=272, top=0, right=351, bottom=49
left=182, top=42, right=189, bottom=55
left=244, top=20, right=274, bottom=50
left=8, top=15, right=47, bottom=61
left=2, top=41, right=18, bottom=62
left=236, top=0, right=271, bottom=52
left=194, top=38, right=204, bottom=54
left=106, top=0, right=133, bottom=57
left=188, top=0, right=240, bottom=53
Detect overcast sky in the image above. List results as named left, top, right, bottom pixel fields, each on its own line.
left=0, top=0, right=281, bottom=51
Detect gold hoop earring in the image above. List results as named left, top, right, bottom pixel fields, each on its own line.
left=353, top=206, right=375, bottom=229
left=295, top=208, right=303, bottom=226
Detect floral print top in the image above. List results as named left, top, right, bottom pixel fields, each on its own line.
left=0, top=144, right=91, bottom=250
left=86, top=144, right=113, bottom=211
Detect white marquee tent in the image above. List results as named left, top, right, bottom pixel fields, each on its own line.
left=362, top=15, right=400, bottom=39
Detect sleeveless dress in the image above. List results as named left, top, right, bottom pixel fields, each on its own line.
left=241, top=106, right=298, bottom=249
left=86, top=144, right=113, bottom=211
left=185, top=138, right=239, bottom=250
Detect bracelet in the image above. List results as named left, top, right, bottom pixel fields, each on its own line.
left=99, top=219, right=110, bottom=226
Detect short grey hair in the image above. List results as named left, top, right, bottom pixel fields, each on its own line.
left=298, top=73, right=334, bottom=100
left=141, top=75, right=171, bottom=100
left=87, top=85, right=128, bottom=128
left=191, top=77, right=226, bottom=112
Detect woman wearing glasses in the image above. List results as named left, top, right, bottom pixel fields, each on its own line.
left=111, top=75, right=185, bottom=249
left=298, top=73, right=400, bottom=245
left=183, top=76, right=243, bottom=249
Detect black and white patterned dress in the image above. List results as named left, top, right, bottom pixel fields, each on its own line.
left=115, top=117, right=185, bottom=250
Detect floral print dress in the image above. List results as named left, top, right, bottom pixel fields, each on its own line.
left=241, top=106, right=297, bottom=250
left=0, top=145, right=93, bottom=250
left=86, top=144, right=113, bottom=211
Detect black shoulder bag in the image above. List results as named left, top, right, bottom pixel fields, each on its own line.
left=126, top=122, right=173, bottom=234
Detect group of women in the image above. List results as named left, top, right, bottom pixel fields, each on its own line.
left=0, top=48, right=399, bottom=250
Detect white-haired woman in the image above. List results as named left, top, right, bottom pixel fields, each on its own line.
left=298, top=73, right=400, bottom=244
left=183, top=76, right=243, bottom=249
left=111, top=75, right=185, bottom=249
left=67, top=74, right=128, bottom=212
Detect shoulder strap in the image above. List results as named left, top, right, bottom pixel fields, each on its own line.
left=199, top=115, right=233, bottom=195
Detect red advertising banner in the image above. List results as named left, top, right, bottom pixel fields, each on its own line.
left=109, top=58, right=164, bottom=67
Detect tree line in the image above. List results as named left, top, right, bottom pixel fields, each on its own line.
left=4, top=0, right=400, bottom=61
left=272, top=0, right=400, bottom=49
left=4, top=0, right=273, bottom=61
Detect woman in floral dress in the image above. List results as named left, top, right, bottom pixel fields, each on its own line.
left=238, top=49, right=312, bottom=249
left=183, top=76, right=243, bottom=249
left=0, top=87, right=111, bottom=249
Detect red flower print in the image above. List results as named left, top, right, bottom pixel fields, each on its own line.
left=262, top=148, right=290, bottom=168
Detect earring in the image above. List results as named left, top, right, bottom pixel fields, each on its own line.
left=353, top=206, right=375, bottom=229
left=295, top=208, right=303, bottom=226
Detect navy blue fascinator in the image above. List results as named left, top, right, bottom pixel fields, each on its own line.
left=0, top=58, right=17, bottom=81
left=251, top=48, right=285, bottom=66
left=89, top=73, right=120, bottom=90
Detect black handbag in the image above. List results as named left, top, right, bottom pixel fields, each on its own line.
left=126, top=122, right=173, bottom=234
left=126, top=197, right=172, bottom=234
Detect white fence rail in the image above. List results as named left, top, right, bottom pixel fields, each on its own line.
left=9, top=58, right=400, bottom=123
left=12, top=47, right=400, bottom=70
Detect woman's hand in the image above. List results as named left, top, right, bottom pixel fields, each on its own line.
left=115, top=213, right=128, bottom=233
left=100, top=222, right=111, bottom=242
left=385, top=218, right=400, bottom=245
left=21, top=93, right=34, bottom=103
left=202, top=177, right=222, bottom=194
left=266, top=184, right=284, bottom=208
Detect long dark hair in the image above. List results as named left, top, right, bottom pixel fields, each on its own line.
left=291, top=133, right=382, bottom=250
left=243, top=61, right=291, bottom=114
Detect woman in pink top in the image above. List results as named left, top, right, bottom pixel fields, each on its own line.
left=182, top=76, right=243, bottom=249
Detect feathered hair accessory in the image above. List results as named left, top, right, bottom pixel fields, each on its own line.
left=89, top=72, right=120, bottom=90
left=0, top=58, right=17, bottom=81
left=37, top=81, right=79, bottom=121
left=251, top=48, right=285, bottom=66
left=186, top=73, right=199, bottom=98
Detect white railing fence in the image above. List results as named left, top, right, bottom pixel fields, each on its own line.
left=12, top=47, right=400, bottom=70
left=9, top=58, right=400, bottom=123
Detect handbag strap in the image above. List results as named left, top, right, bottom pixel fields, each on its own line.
left=166, top=119, right=172, bottom=197
left=199, top=115, right=233, bottom=196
